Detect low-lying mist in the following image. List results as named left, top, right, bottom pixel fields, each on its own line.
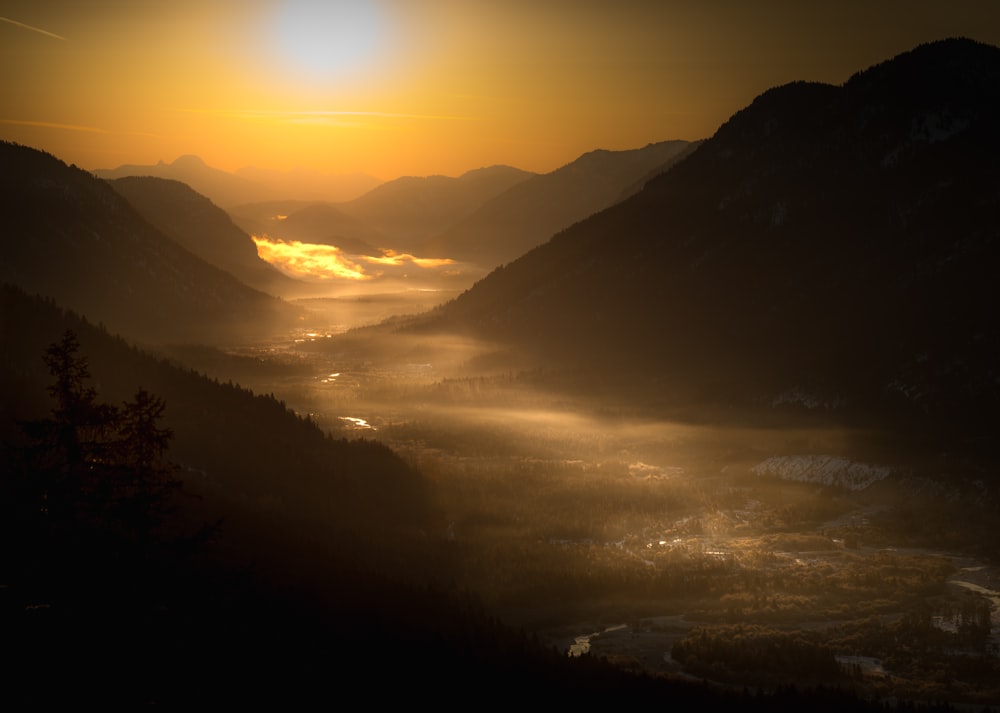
left=249, top=233, right=489, bottom=301
left=153, top=285, right=1000, bottom=704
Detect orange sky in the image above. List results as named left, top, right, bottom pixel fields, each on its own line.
left=3, top=1, right=1000, bottom=180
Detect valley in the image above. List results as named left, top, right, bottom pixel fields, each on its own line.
left=179, top=307, right=1000, bottom=707
left=5, top=33, right=1000, bottom=709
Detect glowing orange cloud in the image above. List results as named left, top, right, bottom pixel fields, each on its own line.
left=252, top=237, right=457, bottom=282
left=361, top=250, right=456, bottom=269
left=252, top=236, right=370, bottom=281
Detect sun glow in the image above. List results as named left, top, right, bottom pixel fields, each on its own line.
left=5, top=2, right=1000, bottom=181
left=273, top=0, right=385, bottom=81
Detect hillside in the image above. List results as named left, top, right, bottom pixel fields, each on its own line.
left=0, top=142, right=301, bottom=344
left=93, top=154, right=273, bottom=209
left=95, top=155, right=382, bottom=206
left=230, top=200, right=388, bottom=254
left=234, top=163, right=382, bottom=202
left=424, top=39, right=1000, bottom=457
left=108, top=176, right=301, bottom=296
left=426, top=140, right=696, bottom=267
left=0, top=283, right=427, bottom=539
left=336, top=164, right=536, bottom=252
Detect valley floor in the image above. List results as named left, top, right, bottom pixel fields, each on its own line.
left=184, top=317, right=1000, bottom=708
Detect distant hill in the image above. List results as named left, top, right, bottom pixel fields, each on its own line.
left=93, top=154, right=272, bottom=209
left=231, top=145, right=697, bottom=270
left=0, top=282, right=427, bottom=539
left=234, top=164, right=382, bottom=203
left=0, top=142, right=300, bottom=344
left=336, top=164, right=537, bottom=252
left=94, top=154, right=382, bottom=207
left=108, top=176, right=302, bottom=296
left=425, top=38, right=1000, bottom=456
left=229, top=200, right=388, bottom=255
left=426, top=140, right=696, bottom=267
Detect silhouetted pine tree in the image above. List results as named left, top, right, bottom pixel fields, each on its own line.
left=4, top=330, right=193, bottom=603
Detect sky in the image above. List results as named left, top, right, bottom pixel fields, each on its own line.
left=3, top=1, right=1000, bottom=180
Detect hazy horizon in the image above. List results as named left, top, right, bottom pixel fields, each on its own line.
left=4, top=1, right=1000, bottom=181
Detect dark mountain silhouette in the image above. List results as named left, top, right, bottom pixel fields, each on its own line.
left=107, top=176, right=301, bottom=296
left=93, top=154, right=273, bottom=209
left=336, top=164, right=537, bottom=252
left=425, top=39, right=1000, bottom=459
left=0, top=283, right=427, bottom=544
left=426, top=140, right=696, bottom=267
left=0, top=142, right=300, bottom=344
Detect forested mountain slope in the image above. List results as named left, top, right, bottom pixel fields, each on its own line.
left=426, top=38, right=1000, bottom=454
left=108, top=175, right=300, bottom=296
left=426, top=140, right=696, bottom=267
left=0, top=142, right=300, bottom=344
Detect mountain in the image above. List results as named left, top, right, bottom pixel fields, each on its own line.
left=426, top=140, right=696, bottom=267
left=229, top=200, right=387, bottom=255
left=336, top=164, right=537, bottom=252
left=0, top=142, right=300, bottom=344
left=232, top=144, right=695, bottom=269
left=107, top=176, right=301, bottom=296
left=234, top=164, right=382, bottom=203
left=0, top=282, right=427, bottom=538
left=93, top=154, right=273, bottom=209
left=424, top=39, right=1000, bottom=458
left=0, top=283, right=431, bottom=705
left=95, top=156, right=384, bottom=207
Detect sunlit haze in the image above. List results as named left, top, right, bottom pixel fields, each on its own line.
left=3, top=1, right=999, bottom=179
left=251, top=235, right=457, bottom=281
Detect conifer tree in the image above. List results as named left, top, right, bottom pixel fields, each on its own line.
left=16, top=331, right=185, bottom=578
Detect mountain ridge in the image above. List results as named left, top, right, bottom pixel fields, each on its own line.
left=107, top=176, right=301, bottom=296
left=424, top=139, right=696, bottom=267
left=1, top=141, right=300, bottom=344
left=335, top=164, right=537, bottom=252
left=421, top=38, right=1000, bottom=454
left=94, top=154, right=382, bottom=207
left=93, top=154, right=271, bottom=209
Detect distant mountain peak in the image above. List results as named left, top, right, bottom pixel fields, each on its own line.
left=171, top=154, right=209, bottom=168
left=458, top=164, right=534, bottom=180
